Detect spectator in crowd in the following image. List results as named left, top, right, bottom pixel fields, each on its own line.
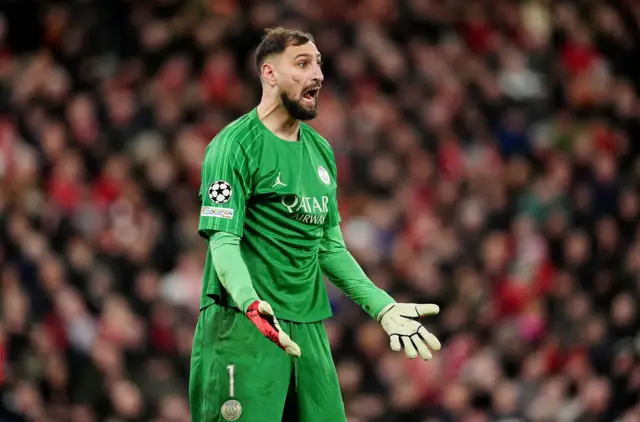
left=1, top=0, right=639, bottom=421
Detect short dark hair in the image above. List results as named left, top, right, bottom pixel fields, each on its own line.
left=254, top=27, right=315, bottom=74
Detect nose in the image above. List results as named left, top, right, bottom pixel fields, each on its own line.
left=313, top=64, right=324, bottom=84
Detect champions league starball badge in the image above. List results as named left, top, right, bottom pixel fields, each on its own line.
left=208, top=180, right=233, bottom=204
left=221, top=399, right=242, bottom=421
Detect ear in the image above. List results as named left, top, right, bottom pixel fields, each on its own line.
left=261, top=62, right=277, bottom=87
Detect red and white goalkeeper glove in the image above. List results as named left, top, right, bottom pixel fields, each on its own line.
left=377, top=303, right=442, bottom=360
left=246, top=300, right=301, bottom=357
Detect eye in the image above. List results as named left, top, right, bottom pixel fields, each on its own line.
left=317, top=61, right=323, bottom=68
left=298, top=61, right=308, bottom=68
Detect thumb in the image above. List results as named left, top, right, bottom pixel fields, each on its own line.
left=257, top=301, right=275, bottom=316
left=415, top=303, right=440, bottom=317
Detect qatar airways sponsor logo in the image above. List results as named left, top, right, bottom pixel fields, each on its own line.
left=280, top=194, right=329, bottom=225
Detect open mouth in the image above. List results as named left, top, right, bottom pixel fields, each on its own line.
left=301, top=88, right=319, bottom=104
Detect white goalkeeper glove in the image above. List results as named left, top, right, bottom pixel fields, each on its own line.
left=377, top=303, right=442, bottom=360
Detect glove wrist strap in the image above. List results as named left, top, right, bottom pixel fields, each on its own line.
left=377, top=303, right=395, bottom=322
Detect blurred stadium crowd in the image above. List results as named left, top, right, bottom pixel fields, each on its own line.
left=1, top=0, right=640, bottom=421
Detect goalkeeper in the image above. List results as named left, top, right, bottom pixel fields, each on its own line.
left=190, top=27, right=442, bottom=422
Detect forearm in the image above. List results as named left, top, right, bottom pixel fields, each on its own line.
left=319, top=226, right=395, bottom=319
left=208, top=231, right=259, bottom=313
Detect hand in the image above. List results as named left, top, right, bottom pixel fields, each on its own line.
left=246, top=300, right=301, bottom=357
left=377, top=303, right=441, bottom=360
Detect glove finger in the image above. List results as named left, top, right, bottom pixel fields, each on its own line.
left=412, top=336, right=433, bottom=361
left=261, top=303, right=284, bottom=333
left=278, top=331, right=302, bottom=357
left=401, top=337, right=418, bottom=359
left=389, top=335, right=402, bottom=352
left=415, top=304, right=440, bottom=317
left=258, top=301, right=275, bottom=316
left=418, top=326, right=442, bottom=351
left=270, top=315, right=301, bottom=357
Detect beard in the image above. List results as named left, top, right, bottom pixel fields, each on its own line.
left=280, top=91, right=318, bottom=121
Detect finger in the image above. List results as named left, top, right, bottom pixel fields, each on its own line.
left=258, top=301, right=274, bottom=316
left=401, top=337, right=418, bottom=359
left=271, top=315, right=284, bottom=332
left=412, top=336, right=433, bottom=361
left=278, top=331, right=302, bottom=357
left=389, top=335, right=402, bottom=352
left=262, top=304, right=283, bottom=332
left=415, top=304, right=440, bottom=317
left=418, top=326, right=442, bottom=351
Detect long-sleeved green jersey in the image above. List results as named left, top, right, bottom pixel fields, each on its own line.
left=198, top=108, right=393, bottom=323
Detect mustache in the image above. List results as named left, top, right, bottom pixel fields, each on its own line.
left=303, top=84, right=322, bottom=92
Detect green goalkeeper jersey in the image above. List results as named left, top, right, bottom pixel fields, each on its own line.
left=198, top=108, right=340, bottom=323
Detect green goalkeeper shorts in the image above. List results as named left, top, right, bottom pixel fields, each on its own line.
left=189, top=304, right=347, bottom=422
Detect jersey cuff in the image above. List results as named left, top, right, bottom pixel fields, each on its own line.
left=199, top=227, right=243, bottom=240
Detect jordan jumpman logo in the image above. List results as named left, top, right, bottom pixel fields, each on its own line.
left=272, top=172, right=287, bottom=188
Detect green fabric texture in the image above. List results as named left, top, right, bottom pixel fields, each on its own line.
left=319, top=225, right=395, bottom=320
left=208, top=225, right=395, bottom=321
left=208, top=232, right=259, bottom=314
left=189, top=305, right=347, bottom=422
left=197, top=109, right=339, bottom=322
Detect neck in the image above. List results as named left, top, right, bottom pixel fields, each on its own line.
left=257, top=96, right=300, bottom=142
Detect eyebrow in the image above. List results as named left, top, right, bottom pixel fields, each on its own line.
left=294, top=53, right=322, bottom=61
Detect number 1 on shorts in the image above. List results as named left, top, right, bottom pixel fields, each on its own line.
left=221, top=364, right=242, bottom=420
left=227, top=364, right=235, bottom=397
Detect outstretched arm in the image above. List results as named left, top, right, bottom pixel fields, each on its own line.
left=318, top=225, right=395, bottom=320
left=319, top=225, right=441, bottom=360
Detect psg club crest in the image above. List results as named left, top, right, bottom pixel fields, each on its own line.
left=317, top=166, right=331, bottom=185
left=221, top=399, right=242, bottom=421
left=208, top=180, right=233, bottom=204
left=222, top=364, right=241, bottom=420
